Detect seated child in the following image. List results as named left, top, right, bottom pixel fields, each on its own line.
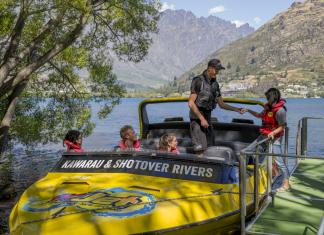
left=63, top=130, right=84, bottom=152
left=159, top=134, right=179, bottom=154
left=117, top=125, right=141, bottom=151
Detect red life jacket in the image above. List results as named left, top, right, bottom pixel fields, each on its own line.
left=171, top=147, right=180, bottom=154
left=118, top=140, right=141, bottom=151
left=64, top=140, right=84, bottom=153
left=260, top=99, right=286, bottom=137
left=159, top=147, right=180, bottom=154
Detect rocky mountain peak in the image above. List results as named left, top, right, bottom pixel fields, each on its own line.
left=113, top=9, right=254, bottom=89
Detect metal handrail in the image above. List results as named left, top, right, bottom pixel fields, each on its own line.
left=242, top=152, right=324, bottom=160
left=240, top=137, right=272, bottom=235
left=240, top=150, right=324, bottom=235
left=284, top=126, right=289, bottom=164
left=318, top=216, right=324, bottom=235
left=241, top=137, right=270, bottom=153
left=296, top=117, right=324, bottom=157
left=239, top=117, right=324, bottom=235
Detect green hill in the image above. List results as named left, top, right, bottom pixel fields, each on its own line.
left=165, top=0, right=324, bottom=98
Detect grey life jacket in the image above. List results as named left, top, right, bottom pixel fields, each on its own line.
left=195, top=73, right=219, bottom=111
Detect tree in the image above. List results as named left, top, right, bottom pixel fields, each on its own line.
left=7, top=96, right=95, bottom=149
left=0, top=0, right=160, bottom=154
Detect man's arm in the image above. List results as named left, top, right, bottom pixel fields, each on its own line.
left=217, top=96, right=246, bottom=114
left=188, top=94, right=209, bottom=128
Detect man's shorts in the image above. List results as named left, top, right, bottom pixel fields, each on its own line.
left=190, top=119, right=214, bottom=152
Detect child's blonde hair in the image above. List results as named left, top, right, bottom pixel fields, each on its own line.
left=159, top=133, right=176, bottom=151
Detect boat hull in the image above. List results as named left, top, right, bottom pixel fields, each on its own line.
left=10, top=154, right=267, bottom=235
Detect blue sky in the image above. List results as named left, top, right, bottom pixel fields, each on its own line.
left=160, top=0, right=299, bottom=28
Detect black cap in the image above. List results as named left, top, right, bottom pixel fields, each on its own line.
left=207, top=59, right=225, bottom=70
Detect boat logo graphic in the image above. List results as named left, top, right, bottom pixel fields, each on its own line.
left=23, top=187, right=156, bottom=218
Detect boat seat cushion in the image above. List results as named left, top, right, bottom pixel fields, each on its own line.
left=214, top=141, right=250, bottom=154
left=142, top=137, right=249, bottom=157
left=203, top=146, right=237, bottom=163
left=141, top=137, right=194, bottom=153
left=145, top=122, right=260, bottom=143
left=141, top=138, right=159, bottom=150
left=146, top=128, right=190, bottom=139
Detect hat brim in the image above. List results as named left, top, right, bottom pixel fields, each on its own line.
left=214, top=65, right=225, bottom=70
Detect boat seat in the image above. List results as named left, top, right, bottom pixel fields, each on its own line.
left=141, top=138, right=159, bottom=150
left=164, top=117, right=184, bottom=122
left=141, top=137, right=194, bottom=153
left=203, top=146, right=236, bottom=164
left=232, top=118, right=254, bottom=124
left=146, top=128, right=190, bottom=139
left=214, top=140, right=250, bottom=155
left=178, top=137, right=193, bottom=147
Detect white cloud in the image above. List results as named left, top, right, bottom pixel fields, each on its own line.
left=231, top=20, right=246, bottom=28
left=208, top=5, right=226, bottom=14
left=253, top=17, right=262, bottom=24
left=160, top=2, right=176, bottom=12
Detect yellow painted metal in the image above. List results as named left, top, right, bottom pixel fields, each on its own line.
left=10, top=169, right=267, bottom=235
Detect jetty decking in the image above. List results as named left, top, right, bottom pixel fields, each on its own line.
left=247, top=158, right=324, bottom=235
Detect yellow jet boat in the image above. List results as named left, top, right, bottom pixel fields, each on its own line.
left=10, top=98, right=268, bottom=235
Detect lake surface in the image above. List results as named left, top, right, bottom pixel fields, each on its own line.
left=85, top=98, right=324, bottom=154
left=1, top=98, right=324, bottom=233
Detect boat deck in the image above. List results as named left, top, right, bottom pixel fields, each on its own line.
left=247, top=158, right=324, bottom=235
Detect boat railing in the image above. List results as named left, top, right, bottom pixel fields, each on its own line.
left=318, top=216, right=324, bottom=235
left=238, top=117, right=324, bottom=235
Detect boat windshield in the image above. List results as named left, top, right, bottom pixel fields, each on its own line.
left=145, top=100, right=264, bottom=124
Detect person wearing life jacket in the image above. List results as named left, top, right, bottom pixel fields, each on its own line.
left=63, top=130, right=84, bottom=152
left=188, top=58, right=247, bottom=154
left=117, top=125, right=141, bottom=151
left=247, top=88, right=290, bottom=192
left=159, top=133, right=180, bottom=154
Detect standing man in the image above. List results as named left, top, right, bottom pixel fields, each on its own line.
left=188, top=59, right=246, bottom=153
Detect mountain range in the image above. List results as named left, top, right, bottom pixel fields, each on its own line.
left=170, top=0, right=324, bottom=97
left=113, top=9, right=254, bottom=89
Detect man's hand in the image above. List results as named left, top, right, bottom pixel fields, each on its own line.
left=200, top=118, right=209, bottom=128
left=238, top=108, right=248, bottom=114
